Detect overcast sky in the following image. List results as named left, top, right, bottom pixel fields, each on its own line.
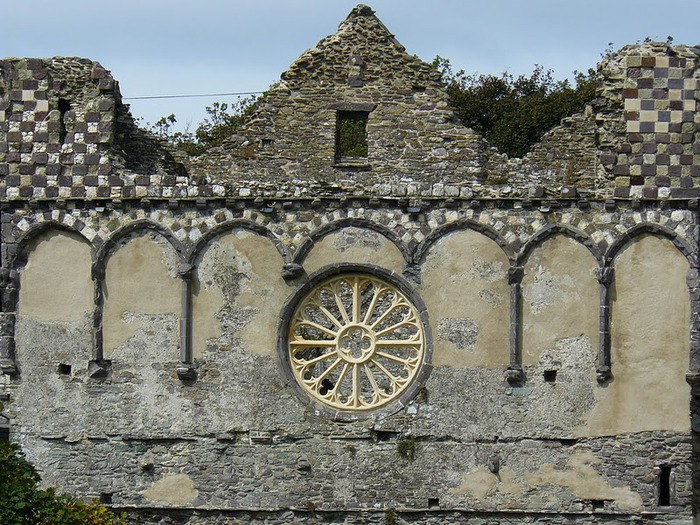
left=5, top=0, right=699, bottom=132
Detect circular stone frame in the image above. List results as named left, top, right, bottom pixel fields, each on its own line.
left=277, top=264, right=433, bottom=421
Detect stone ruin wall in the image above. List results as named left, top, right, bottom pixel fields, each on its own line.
left=1, top=5, right=700, bottom=525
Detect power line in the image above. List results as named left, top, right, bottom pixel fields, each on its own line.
left=124, top=91, right=264, bottom=101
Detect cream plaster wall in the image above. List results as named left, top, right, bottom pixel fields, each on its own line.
left=522, top=235, right=599, bottom=366
left=18, top=230, right=93, bottom=323
left=192, top=230, right=287, bottom=358
left=303, top=227, right=406, bottom=275
left=582, top=234, right=690, bottom=435
left=102, top=234, right=181, bottom=357
left=419, top=229, right=509, bottom=368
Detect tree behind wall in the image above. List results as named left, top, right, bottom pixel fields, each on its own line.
left=434, top=58, right=597, bottom=158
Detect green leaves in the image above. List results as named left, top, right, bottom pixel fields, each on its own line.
left=0, top=441, right=127, bottom=525
left=150, top=97, right=259, bottom=156
left=434, top=57, right=597, bottom=158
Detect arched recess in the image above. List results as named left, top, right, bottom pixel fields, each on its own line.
left=101, top=225, right=182, bottom=360
left=187, top=220, right=291, bottom=267
left=412, top=219, right=514, bottom=266
left=294, top=218, right=410, bottom=274
left=191, top=227, right=288, bottom=359
left=583, top=233, right=691, bottom=435
left=418, top=228, right=510, bottom=368
left=521, top=232, right=599, bottom=367
left=15, top=227, right=94, bottom=364
left=517, top=223, right=603, bottom=267
left=605, top=223, right=696, bottom=267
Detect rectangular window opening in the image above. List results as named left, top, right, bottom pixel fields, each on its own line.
left=658, top=466, right=672, bottom=506
left=335, top=110, right=368, bottom=162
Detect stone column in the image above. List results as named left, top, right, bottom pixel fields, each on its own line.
left=505, top=266, right=524, bottom=384
left=0, top=266, right=18, bottom=376
left=177, top=263, right=196, bottom=381
left=88, top=263, right=110, bottom=378
left=594, top=266, right=614, bottom=383
left=686, top=267, right=700, bottom=523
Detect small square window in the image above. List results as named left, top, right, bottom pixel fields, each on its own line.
left=335, top=111, right=368, bottom=162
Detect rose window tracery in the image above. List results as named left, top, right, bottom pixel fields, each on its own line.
left=284, top=272, right=428, bottom=412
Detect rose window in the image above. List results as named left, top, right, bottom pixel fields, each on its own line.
left=284, top=272, right=428, bottom=412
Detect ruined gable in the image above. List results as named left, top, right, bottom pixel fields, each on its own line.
left=194, top=4, right=486, bottom=186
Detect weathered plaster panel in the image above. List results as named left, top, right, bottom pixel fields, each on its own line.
left=18, top=230, right=93, bottom=323
left=522, top=234, right=599, bottom=366
left=192, top=229, right=288, bottom=358
left=102, top=234, right=181, bottom=357
left=583, top=234, right=691, bottom=435
left=418, top=229, right=509, bottom=368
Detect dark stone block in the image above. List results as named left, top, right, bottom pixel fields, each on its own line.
left=45, top=164, right=60, bottom=176
left=613, top=165, right=630, bottom=176
left=642, top=186, right=658, bottom=199
left=72, top=165, right=87, bottom=176
left=85, top=132, right=101, bottom=144
left=30, top=175, right=46, bottom=187
left=656, top=154, right=670, bottom=165
left=680, top=177, right=694, bottom=188
left=70, top=186, right=85, bottom=197
left=108, top=176, right=124, bottom=186
left=671, top=188, right=700, bottom=198
left=668, top=165, right=682, bottom=176
left=84, top=153, right=100, bottom=165
left=97, top=186, right=111, bottom=198
left=654, top=176, right=671, bottom=187
left=641, top=143, right=657, bottom=154
left=84, top=175, right=98, bottom=186
left=637, top=78, right=654, bottom=89
left=681, top=155, right=694, bottom=165
left=57, top=175, right=72, bottom=186
left=32, top=153, right=48, bottom=164
left=655, top=134, right=670, bottom=144
left=135, top=175, right=150, bottom=186
left=19, top=186, right=33, bottom=197
left=45, top=186, right=58, bottom=198
left=630, top=175, right=644, bottom=186
left=641, top=164, right=657, bottom=176
left=18, top=164, right=35, bottom=175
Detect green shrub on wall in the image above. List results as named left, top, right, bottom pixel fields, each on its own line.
left=0, top=441, right=126, bottom=525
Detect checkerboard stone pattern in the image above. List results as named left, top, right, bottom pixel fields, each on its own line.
left=0, top=58, right=116, bottom=199
left=616, top=53, right=700, bottom=197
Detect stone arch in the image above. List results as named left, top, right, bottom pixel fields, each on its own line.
left=582, top=232, right=691, bottom=435
left=517, top=223, right=603, bottom=267
left=187, top=219, right=291, bottom=267
left=189, top=225, right=289, bottom=359
left=96, top=220, right=186, bottom=271
left=16, top=221, right=96, bottom=269
left=412, top=219, right=513, bottom=265
left=417, top=224, right=511, bottom=369
left=520, top=230, right=600, bottom=368
left=100, top=221, right=183, bottom=359
left=292, top=218, right=411, bottom=267
left=605, top=222, right=696, bottom=268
